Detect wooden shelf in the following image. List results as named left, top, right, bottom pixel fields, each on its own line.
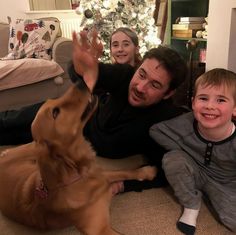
left=169, top=0, right=209, bottom=108
left=171, top=37, right=207, bottom=42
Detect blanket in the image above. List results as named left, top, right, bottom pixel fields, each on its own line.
left=0, top=58, right=64, bottom=91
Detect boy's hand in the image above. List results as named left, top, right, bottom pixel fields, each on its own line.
left=72, top=30, right=103, bottom=91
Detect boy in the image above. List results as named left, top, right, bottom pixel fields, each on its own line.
left=150, top=68, right=236, bottom=234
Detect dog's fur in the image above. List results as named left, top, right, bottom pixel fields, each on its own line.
left=0, top=80, right=157, bottom=235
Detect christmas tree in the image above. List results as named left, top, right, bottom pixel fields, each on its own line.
left=76, top=0, right=161, bottom=63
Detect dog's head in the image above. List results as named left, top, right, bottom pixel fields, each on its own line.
left=31, top=79, right=98, bottom=151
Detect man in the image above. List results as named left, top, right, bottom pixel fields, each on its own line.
left=0, top=30, right=188, bottom=191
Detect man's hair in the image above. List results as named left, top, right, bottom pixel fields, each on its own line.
left=193, top=68, right=236, bottom=103
left=142, top=46, right=188, bottom=91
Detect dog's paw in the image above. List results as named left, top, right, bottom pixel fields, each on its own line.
left=136, top=166, right=158, bottom=181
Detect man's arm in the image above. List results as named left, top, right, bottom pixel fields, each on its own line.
left=70, top=30, right=134, bottom=93
left=71, top=30, right=103, bottom=92
left=149, top=122, right=182, bottom=151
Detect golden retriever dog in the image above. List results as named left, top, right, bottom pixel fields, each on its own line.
left=0, top=80, right=157, bottom=235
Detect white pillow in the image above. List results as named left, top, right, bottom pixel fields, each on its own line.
left=2, top=18, right=60, bottom=60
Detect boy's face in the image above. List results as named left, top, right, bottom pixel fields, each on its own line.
left=192, top=84, right=236, bottom=131
left=128, top=58, right=174, bottom=107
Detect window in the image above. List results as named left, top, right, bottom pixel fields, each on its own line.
left=29, top=0, right=79, bottom=10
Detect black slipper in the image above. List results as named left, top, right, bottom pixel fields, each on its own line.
left=177, top=221, right=196, bottom=235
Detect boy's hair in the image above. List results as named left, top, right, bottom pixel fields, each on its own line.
left=193, top=68, right=236, bottom=102
left=142, top=46, right=188, bottom=91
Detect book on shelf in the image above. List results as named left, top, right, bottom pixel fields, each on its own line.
left=179, top=17, right=206, bottom=23
left=172, top=23, right=203, bottom=30
left=178, top=21, right=204, bottom=25
left=172, top=29, right=198, bottom=38
left=179, top=16, right=205, bottom=22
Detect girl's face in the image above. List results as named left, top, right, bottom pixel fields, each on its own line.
left=110, top=31, right=139, bottom=66
left=192, top=84, right=236, bottom=136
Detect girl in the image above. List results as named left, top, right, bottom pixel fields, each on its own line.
left=110, top=27, right=141, bottom=68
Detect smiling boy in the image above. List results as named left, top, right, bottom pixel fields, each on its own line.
left=150, top=68, right=236, bottom=234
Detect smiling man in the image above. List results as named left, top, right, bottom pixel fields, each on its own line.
left=128, top=59, right=174, bottom=107
left=69, top=31, right=188, bottom=191
left=69, top=31, right=187, bottom=158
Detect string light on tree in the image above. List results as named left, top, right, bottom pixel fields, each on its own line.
left=75, top=0, right=161, bottom=63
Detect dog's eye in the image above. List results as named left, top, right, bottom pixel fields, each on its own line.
left=52, top=107, right=60, bottom=119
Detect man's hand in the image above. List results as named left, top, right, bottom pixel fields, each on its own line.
left=72, top=30, right=103, bottom=92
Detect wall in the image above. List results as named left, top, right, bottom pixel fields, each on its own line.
left=0, top=1, right=29, bottom=22
left=0, top=2, right=81, bottom=39
left=206, top=0, right=236, bottom=72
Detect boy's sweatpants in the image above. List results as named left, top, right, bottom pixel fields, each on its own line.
left=162, top=150, right=236, bottom=232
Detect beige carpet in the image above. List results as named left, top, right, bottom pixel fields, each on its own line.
left=0, top=187, right=234, bottom=235
left=0, top=146, right=235, bottom=235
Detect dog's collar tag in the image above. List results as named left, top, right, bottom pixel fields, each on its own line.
left=35, top=180, right=48, bottom=199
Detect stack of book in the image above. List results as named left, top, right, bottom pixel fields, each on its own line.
left=172, top=17, right=205, bottom=38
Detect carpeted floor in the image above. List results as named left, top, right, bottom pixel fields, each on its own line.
left=0, top=187, right=234, bottom=235
left=0, top=146, right=235, bottom=235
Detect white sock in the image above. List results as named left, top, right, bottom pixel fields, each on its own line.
left=179, top=207, right=200, bottom=226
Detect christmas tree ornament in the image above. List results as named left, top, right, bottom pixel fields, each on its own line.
left=84, top=9, right=93, bottom=19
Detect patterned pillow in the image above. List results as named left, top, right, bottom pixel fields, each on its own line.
left=3, top=18, right=60, bottom=60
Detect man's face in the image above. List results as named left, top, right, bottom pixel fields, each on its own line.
left=128, top=58, right=174, bottom=107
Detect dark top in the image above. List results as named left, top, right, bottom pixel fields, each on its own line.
left=0, top=62, right=185, bottom=165
left=69, top=63, right=185, bottom=163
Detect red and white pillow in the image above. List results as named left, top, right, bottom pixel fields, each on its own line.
left=2, top=18, right=60, bottom=60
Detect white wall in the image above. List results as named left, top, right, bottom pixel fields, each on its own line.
left=206, top=0, right=236, bottom=72
left=0, top=1, right=80, bottom=39
left=0, top=1, right=30, bottom=22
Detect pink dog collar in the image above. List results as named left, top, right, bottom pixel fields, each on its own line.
left=35, top=180, right=48, bottom=199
